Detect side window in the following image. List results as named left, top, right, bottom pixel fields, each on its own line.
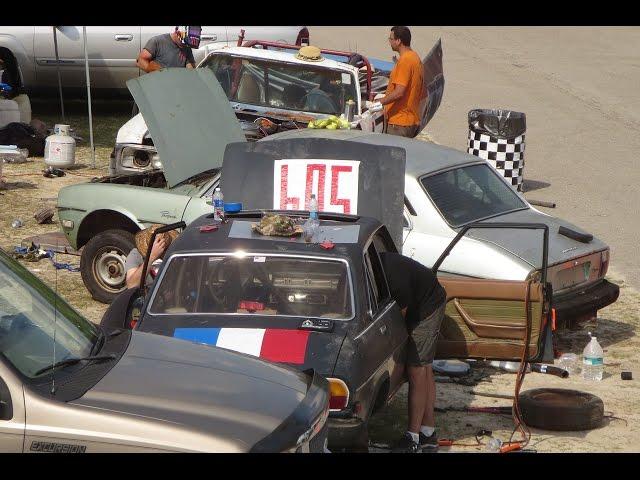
left=364, top=257, right=379, bottom=314
left=366, top=243, right=390, bottom=307
left=372, top=227, right=396, bottom=254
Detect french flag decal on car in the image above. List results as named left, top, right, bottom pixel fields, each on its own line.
left=173, top=328, right=310, bottom=364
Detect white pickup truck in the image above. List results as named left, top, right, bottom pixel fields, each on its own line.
left=0, top=26, right=308, bottom=96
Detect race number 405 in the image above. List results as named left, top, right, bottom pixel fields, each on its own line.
left=274, top=159, right=360, bottom=214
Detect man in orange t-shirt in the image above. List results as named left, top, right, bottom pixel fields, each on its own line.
left=377, top=26, right=424, bottom=138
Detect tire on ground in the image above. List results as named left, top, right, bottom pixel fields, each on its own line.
left=518, top=388, right=604, bottom=431
left=80, top=229, right=136, bottom=304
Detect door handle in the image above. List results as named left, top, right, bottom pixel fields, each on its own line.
left=379, top=324, right=387, bottom=335
left=201, top=34, right=217, bottom=41
left=115, top=34, right=133, bottom=41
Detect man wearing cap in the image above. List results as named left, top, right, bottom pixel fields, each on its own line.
left=136, top=26, right=200, bottom=73
left=125, top=225, right=177, bottom=288
left=373, top=26, right=424, bottom=138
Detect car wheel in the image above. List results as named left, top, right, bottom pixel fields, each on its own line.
left=80, top=229, right=136, bottom=304
left=519, top=388, right=604, bottom=431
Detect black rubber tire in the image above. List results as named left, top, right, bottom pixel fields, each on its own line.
left=518, top=388, right=604, bottom=431
left=80, top=229, right=136, bottom=304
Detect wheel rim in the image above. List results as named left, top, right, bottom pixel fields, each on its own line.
left=93, top=247, right=128, bottom=292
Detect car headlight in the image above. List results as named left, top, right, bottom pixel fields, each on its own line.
left=117, top=145, right=159, bottom=170
left=283, top=404, right=329, bottom=453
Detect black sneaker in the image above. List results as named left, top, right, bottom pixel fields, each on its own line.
left=391, top=432, right=421, bottom=453
left=419, top=431, right=439, bottom=451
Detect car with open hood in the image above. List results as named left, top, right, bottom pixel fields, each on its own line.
left=57, top=66, right=618, bottom=327
left=109, top=38, right=444, bottom=175
left=0, top=248, right=329, bottom=452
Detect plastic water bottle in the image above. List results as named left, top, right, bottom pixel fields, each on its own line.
left=213, top=187, right=224, bottom=221
left=485, top=437, right=502, bottom=452
left=309, top=194, right=318, bottom=220
left=582, top=332, right=604, bottom=381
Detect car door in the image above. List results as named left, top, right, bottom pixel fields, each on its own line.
left=433, top=222, right=552, bottom=361
left=370, top=228, right=409, bottom=395
left=354, top=239, right=405, bottom=400
left=34, top=26, right=141, bottom=90
left=0, top=363, right=26, bottom=452
left=418, top=38, right=445, bottom=132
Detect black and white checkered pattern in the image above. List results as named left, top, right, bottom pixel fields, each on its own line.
left=467, top=130, right=526, bottom=192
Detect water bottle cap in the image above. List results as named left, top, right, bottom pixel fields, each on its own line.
left=215, top=187, right=221, bottom=192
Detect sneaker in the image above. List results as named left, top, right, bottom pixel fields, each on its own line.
left=391, top=432, right=421, bottom=453
left=419, top=431, right=439, bottom=450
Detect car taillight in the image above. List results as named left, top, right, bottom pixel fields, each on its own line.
left=601, top=250, right=610, bottom=276
left=296, top=27, right=309, bottom=46
left=327, top=378, right=349, bottom=410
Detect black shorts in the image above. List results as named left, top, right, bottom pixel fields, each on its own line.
left=406, top=302, right=445, bottom=367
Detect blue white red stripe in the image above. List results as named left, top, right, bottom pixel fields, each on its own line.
left=173, top=328, right=310, bottom=364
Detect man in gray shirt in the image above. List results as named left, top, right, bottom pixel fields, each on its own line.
left=136, top=26, right=200, bottom=73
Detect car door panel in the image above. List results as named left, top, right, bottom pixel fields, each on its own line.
left=0, top=366, right=26, bottom=452
left=436, top=278, right=545, bottom=359
left=431, top=222, right=550, bottom=361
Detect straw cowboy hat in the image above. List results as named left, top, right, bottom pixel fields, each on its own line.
left=295, top=45, right=324, bottom=62
left=135, top=224, right=179, bottom=257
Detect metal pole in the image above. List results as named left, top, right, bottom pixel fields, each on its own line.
left=52, top=26, right=65, bottom=123
left=82, top=26, right=96, bottom=168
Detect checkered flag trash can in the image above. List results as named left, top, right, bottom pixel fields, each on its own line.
left=467, top=109, right=526, bottom=192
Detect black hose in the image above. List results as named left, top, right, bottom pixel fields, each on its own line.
left=530, top=364, right=569, bottom=378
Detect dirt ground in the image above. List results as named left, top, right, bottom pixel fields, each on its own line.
left=1, top=98, right=638, bottom=452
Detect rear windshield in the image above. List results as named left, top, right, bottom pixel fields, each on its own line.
left=201, top=53, right=358, bottom=116
left=148, top=254, right=353, bottom=320
left=420, top=164, right=527, bottom=227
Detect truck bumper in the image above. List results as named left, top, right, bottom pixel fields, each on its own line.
left=553, top=279, right=620, bottom=321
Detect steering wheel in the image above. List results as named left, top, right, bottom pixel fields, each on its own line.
left=205, top=258, right=243, bottom=312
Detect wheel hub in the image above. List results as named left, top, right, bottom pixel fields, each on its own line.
left=95, top=249, right=128, bottom=290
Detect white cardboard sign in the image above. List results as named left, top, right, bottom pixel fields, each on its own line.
left=273, top=159, right=360, bottom=214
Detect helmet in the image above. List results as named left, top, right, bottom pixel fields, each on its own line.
left=174, top=26, right=202, bottom=49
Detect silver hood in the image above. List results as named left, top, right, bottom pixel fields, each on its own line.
left=469, top=208, right=608, bottom=268
left=73, top=331, right=309, bottom=451
left=126, top=69, right=246, bottom=188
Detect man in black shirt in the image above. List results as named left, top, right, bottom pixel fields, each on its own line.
left=380, top=252, right=446, bottom=453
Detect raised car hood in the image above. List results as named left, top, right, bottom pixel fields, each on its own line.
left=126, top=69, right=246, bottom=188
left=73, top=331, right=308, bottom=450
left=469, top=208, right=608, bottom=268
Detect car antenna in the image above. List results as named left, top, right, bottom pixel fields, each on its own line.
left=50, top=240, right=59, bottom=395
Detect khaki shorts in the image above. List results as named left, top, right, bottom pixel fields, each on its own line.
left=406, top=302, right=446, bottom=367
left=385, top=123, right=420, bottom=138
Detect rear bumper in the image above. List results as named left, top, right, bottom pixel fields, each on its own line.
left=327, top=416, right=367, bottom=449
left=553, top=279, right=620, bottom=321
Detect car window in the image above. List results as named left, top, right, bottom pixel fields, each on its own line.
left=0, top=258, right=98, bottom=379
left=365, top=244, right=390, bottom=309
left=363, top=252, right=379, bottom=312
left=148, top=254, right=353, bottom=320
left=420, top=164, right=527, bottom=227
left=372, top=228, right=395, bottom=254
left=201, top=53, right=358, bottom=115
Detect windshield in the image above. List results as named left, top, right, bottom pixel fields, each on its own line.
left=0, top=255, right=98, bottom=379
left=201, top=53, right=358, bottom=116
left=420, top=164, right=528, bottom=227
left=148, top=254, right=353, bottom=320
